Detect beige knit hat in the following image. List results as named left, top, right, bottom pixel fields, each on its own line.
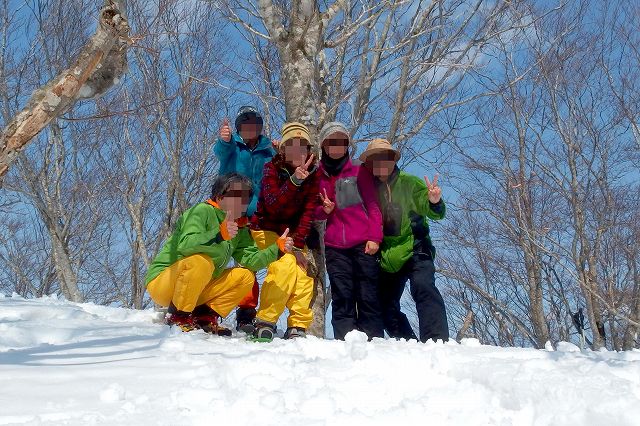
left=359, top=138, right=400, bottom=163
left=280, top=122, right=311, bottom=148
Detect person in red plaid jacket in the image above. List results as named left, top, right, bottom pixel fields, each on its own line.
left=250, top=122, right=320, bottom=341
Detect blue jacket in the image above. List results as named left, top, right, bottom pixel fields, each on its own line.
left=214, top=134, right=276, bottom=216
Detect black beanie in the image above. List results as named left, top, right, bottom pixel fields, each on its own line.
left=235, top=106, right=264, bottom=132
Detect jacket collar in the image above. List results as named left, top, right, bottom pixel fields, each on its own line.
left=232, top=133, right=274, bottom=154
left=205, top=199, right=248, bottom=227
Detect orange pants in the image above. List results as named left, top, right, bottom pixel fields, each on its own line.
left=237, top=279, right=259, bottom=310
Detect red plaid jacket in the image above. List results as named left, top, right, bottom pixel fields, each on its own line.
left=251, top=155, right=320, bottom=248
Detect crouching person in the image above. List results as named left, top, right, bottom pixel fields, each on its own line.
left=145, top=173, right=293, bottom=335
left=250, top=122, right=320, bottom=341
left=361, top=139, right=449, bottom=343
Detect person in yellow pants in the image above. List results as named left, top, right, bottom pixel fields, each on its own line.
left=250, top=122, right=320, bottom=340
left=145, top=173, right=293, bottom=334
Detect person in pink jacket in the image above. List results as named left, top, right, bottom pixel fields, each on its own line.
left=315, top=122, right=384, bottom=340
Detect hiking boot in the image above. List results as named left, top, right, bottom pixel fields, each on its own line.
left=252, top=320, right=276, bottom=341
left=192, top=305, right=232, bottom=336
left=165, top=312, right=196, bottom=332
left=236, top=307, right=257, bottom=333
left=194, top=314, right=232, bottom=336
left=284, top=327, right=306, bottom=339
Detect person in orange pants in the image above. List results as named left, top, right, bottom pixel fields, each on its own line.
left=145, top=173, right=293, bottom=334
left=250, top=122, right=320, bottom=340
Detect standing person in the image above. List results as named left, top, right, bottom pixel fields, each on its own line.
left=214, top=106, right=276, bottom=332
left=145, top=173, right=293, bottom=334
left=315, top=122, right=384, bottom=340
left=250, top=122, right=320, bottom=341
left=360, top=139, right=449, bottom=342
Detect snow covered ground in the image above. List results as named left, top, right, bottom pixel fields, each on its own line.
left=1, top=294, right=639, bottom=426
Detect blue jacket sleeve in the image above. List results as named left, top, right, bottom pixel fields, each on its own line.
left=214, top=137, right=237, bottom=175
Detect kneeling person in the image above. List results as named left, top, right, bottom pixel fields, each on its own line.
left=145, top=173, right=293, bottom=335
left=251, top=122, right=320, bottom=341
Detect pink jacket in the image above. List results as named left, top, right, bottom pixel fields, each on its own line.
left=315, top=159, right=383, bottom=249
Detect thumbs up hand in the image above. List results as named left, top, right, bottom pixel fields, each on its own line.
left=277, top=228, right=294, bottom=253
left=219, top=117, right=232, bottom=142
left=219, top=211, right=239, bottom=240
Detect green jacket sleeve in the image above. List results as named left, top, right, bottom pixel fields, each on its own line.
left=232, top=228, right=279, bottom=271
left=177, top=205, right=229, bottom=258
left=412, top=175, right=446, bottom=221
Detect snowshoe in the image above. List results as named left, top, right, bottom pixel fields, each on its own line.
left=249, top=321, right=276, bottom=343
left=284, top=327, right=306, bottom=340
left=165, top=312, right=196, bottom=332
left=194, top=314, right=232, bottom=336
left=192, top=305, right=232, bottom=336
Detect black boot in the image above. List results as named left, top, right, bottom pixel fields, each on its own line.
left=236, top=307, right=257, bottom=333
left=284, top=327, right=306, bottom=339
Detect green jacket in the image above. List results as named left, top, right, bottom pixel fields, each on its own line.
left=378, top=169, right=446, bottom=273
left=145, top=202, right=279, bottom=285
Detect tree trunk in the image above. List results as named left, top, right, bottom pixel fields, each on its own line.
left=257, top=1, right=346, bottom=337
left=0, top=0, right=129, bottom=182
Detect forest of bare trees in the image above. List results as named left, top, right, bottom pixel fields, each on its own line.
left=0, top=0, right=638, bottom=350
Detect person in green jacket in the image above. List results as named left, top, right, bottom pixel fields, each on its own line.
left=360, top=139, right=449, bottom=342
left=145, top=173, right=293, bottom=334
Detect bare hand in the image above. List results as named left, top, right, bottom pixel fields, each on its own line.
left=294, top=154, right=315, bottom=181
left=219, top=117, right=232, bottom=142
left=223, top=211, right=239, bottom=239
left=365, top=241, right=379, bottom=255
left=277, top=228, right=294, bottom=253
left=319, top=188, right=336, bottom=214
left=424, top=174, right=442, bottom=204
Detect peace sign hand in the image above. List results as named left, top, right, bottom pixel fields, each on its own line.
left=294, top=154, right=315, bottom=181
left=424, top=174, right=442, bottom=204
left=219, top=117, right=232, bottom=142
left=319, top=188, right=336, bottom=214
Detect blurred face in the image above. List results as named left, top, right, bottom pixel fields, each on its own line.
left=217, top=181, right=251, bottom=219
left=322, top=132, right=349, bottom=159
left=239, top=121, right=262, bottom=141
left=282, top=138, right=310, bottom=168
left=366, top=151, right=397, bottom=181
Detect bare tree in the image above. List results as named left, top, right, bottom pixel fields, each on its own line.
left=0, top=0, right=129, bottom=182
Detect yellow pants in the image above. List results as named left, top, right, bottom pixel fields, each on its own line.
left=251, top=230, right=314, bottom=329
left=146, top=254, right=254, bottom=317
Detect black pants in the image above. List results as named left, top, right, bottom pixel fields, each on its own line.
left=326, top=244, right=384, bottom=340
left=379, top=253, right=449, bottom=342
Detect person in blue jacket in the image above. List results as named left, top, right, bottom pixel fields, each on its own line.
left=214, top=106, right=276, bottom=332
left=215, top=106, right=276, bottom=217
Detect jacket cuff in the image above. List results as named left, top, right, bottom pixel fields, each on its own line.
left=429, top=200, right=444, bottom=215
left=290, top=175, right=304, bottom=186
